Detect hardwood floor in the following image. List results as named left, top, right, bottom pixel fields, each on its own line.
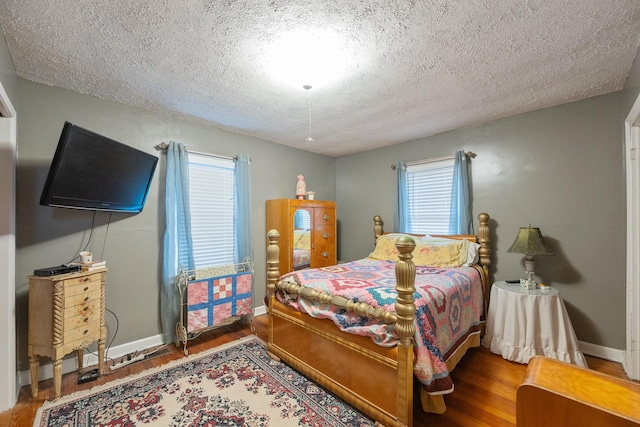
left=1, top=314, right=631, bottom=427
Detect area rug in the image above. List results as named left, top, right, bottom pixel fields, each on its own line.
left=34, top=335, right=376, bottom=427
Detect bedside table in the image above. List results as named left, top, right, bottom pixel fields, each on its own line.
left=482, top=281, right=587, bottom=367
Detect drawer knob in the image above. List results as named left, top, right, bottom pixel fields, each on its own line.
left=84, top=317, right=89, bottom=323
left=83, top=278, right=89, bottom=282
left=323, top=232, right=329, bottom=239
left=323, top=214, right=329, bottom=221
left=83, top=306, right=89, bottom=312
left=84, top=287, right=89, bottom=292
left=84, top=330, right=88, bottom=335
left=84, top=296, right=89, bottom=302
left=322, top=251, right=329, bottom=258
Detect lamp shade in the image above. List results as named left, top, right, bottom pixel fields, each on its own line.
left=507, top=225, right=555, bottom=256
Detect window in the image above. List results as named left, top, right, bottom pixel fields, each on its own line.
left=186, top=153, right=235, bottom=268
left=406, top=157, right=454, bottom=234
left=294, top=209, right=311, bottom=229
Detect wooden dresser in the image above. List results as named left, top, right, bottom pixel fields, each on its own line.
left=28, top=268, right=107, bottom=398
left=266, top=199, right=337, bottom=274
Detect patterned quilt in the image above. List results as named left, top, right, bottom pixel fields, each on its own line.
left=293, top=248, right=310, bottom=269
left=187, top=271, right=253, bottom=333
left=277, top=258, right=484, bottom=393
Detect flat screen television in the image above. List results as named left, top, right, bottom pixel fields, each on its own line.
left=40, top=122, right=158, bottom=213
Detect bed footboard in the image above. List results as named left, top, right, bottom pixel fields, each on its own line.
left=266, top=230, right=416, bottom=427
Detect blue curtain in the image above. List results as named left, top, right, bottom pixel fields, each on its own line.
left=234, top=154, right=253, bottom=264
left=393, top=161, right=408, bottom=233
left=161, top=141, right=194, bottom=344
left=449, top=150, right=472, bottom=234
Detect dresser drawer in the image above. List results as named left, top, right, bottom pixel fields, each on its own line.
left=64, top=300, right=100, bottom=328
left=312, top=227, right=335, bottom=249
left=313, top=208, right=336, bottom=225
left=311, top=227, right=336, bottom=267
left=64, top=277, right=101, bottom=297
left=65, top=288, right=101, bottom=307
left=64, top=274, right=100, bottom=287
left=63, top=321, right=101, bottom=353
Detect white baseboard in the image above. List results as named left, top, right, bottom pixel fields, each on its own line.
left=254, top=304, right=267, bottom=316
left=578, top=340, right=625, bottom=364
left=18, top=333, right=164, bottom=388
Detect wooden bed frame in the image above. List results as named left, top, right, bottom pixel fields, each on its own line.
left=265, top=213, right=491, bottom=427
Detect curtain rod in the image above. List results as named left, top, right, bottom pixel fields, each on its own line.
left=390, top=151, right=476, bottom=170
left=155, top=142, right=240, bottom=162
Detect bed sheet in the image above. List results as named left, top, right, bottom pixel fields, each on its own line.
left=277, top=258, right=484, bottom=393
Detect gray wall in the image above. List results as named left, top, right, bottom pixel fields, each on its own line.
left=336, top=92, right=627, bottom=349
left=15, top=79, right=336, bottom=370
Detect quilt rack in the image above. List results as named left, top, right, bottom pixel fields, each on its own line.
left=176, top=258, right=254, bottom=355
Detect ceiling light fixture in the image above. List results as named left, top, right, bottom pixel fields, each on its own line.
left=264, top=29, right=352, bottom=89
left=303, top=84, right=314, bottom=142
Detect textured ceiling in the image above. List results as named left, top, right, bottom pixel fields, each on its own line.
left=1, top=1, right=640, bottom=157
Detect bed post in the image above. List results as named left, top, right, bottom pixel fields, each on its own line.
left=395, top=236, right=416, bottom=427
left=266, top=229, right=280, bottom=348
left=373, top=215, right=384, bottom=243
left=477, top=213, right=491, bottom=302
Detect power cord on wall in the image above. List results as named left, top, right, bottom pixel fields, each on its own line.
left=66, top=211, right=97, bottom=265
left=78, top=307, right=119, bottom=376
left=66, top=210, right=112, bottom=265
left=99, top=212, right=112, bottom=261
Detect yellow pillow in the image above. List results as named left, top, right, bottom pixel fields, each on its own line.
left=293, top=230, right=305, bottom=247
left=369, top=233, right=469, bottom=267
left=295, top=231, right=311, bottom=249
left=421, top=235, right=479, bottom=265
left=412, top=238, right=469, bottom=267
left=369, top=234, right=410, bottom=260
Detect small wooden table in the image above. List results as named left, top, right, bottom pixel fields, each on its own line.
left=28, top=268, right=107, bottom=398
left=482, top=281, right=587, bottom=367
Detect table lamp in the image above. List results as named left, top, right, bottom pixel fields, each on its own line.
left=507, top=225, right=555, bottom=290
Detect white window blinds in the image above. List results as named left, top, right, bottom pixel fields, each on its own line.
left=188, top=153, right=235, bottom=268
left=406, top=158, right=454, bottom=234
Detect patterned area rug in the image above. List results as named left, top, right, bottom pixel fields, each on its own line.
left=34, top=336, right=376, bottom=427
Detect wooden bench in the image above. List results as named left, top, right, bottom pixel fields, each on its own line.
left=517, top=356, right=640, bottom=426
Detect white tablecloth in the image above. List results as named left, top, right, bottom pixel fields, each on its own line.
left=482, top=281, right=587, bottom=367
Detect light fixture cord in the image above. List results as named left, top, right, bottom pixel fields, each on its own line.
left=307, top=98, right=313, bottom=141
left=304, top=85, right=314, bottom=142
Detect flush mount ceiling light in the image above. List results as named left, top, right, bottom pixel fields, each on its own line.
left=263, top=28, right=353, bottom=89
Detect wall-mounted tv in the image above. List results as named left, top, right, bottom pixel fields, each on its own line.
left=40, top=122, right=158, bottom=213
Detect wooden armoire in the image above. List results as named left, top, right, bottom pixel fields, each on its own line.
left=266, top=199, right=337, bottom=274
